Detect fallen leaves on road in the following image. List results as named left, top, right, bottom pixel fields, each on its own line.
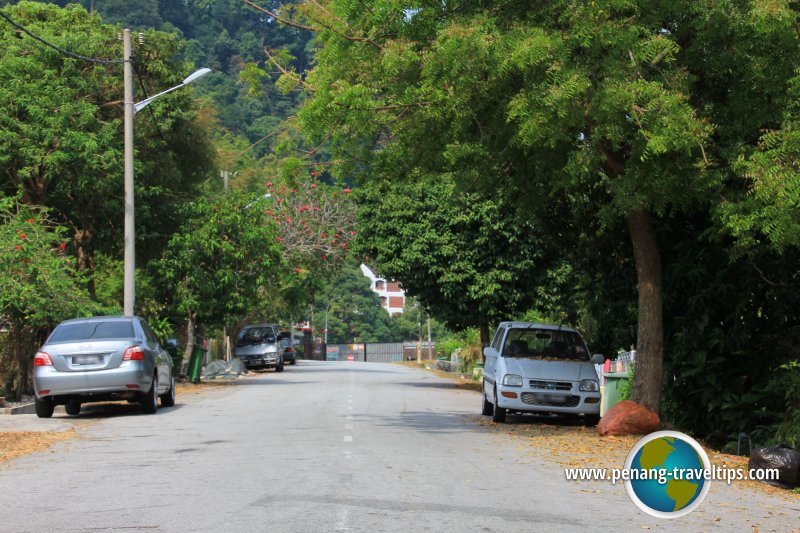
left=0, top=429, right=76, bottom=465
left=475, top=416, right=800, bottom=502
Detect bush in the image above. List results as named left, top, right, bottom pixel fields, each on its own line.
left=435, top=328, right=481, bottom=372
left=619, top=366, right=634, bottom=401
left=772, top=361, right=800, bottom=449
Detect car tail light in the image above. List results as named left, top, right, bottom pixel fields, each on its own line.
left=126, top=384, right=140, bottom=389
left=38, top=390, right=50, bottom=395
left=34, top=352, right=53, bottom=366
left=285, top=346, right=294, bottom=353
left=123, top=346, right=144, bottom=361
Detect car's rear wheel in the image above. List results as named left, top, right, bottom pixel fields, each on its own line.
left=290, top=358, right=297, bottom=365
left=492, top=387, right=507, bottom=423
left=160, top=375, right=175, bottom=407
left=65, top=400, right=81, bottom=416
left=141, top=375, right=158, bottom=414
left=35, top=397, right=54, bottom=418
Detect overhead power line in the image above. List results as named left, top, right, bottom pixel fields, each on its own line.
left=0, top=10, right=126, bottom=64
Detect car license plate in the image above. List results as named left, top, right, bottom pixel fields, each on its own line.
left=542, top=394, right=566, bottom=404
left=73, top=355, right=101, bottom=365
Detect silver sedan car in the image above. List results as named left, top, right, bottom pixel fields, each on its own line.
left=33, top=316, right=176, bottom=418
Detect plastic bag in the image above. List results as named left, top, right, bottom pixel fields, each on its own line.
left=748, top=445, right=800, bottom=489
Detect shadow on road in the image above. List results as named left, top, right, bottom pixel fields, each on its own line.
left=358, top=410, right=493, bottom=434
left=396, top=380, right=481, bottom=392
left=55, top=402, right=184, bottom=419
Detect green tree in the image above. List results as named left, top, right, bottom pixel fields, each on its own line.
left=0, top=1, right=216, bottom=299
left=157, top=191, right=283, bottom=372
left=355, top=176, right=553, bottom=346
left=310, top=266, right=396, bottom=344
left=263, top=0, right=800, bottom=417
left=0, top=197, right=99, bottom=400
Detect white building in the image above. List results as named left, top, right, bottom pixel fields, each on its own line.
left=360, top=264, right=406, bottom=315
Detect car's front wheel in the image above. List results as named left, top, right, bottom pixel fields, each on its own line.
left=141, top=375, right=158, bottom=414
left=160, top=375, right=175, bottom=407
left=35, top=397, right=54, bottom=418
left=275, top=358, right=284, bottom=372
left=584, top=414, right=600, bottom=426
left=481, top=385, right=493, bottom=416
left=65, top=400, right=81, bottom=416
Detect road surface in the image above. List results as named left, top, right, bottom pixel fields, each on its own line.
left=1, top=361, right=797, bottom=532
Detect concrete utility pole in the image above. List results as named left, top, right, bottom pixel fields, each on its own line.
left=121, top=30, right=210, bottom=316
left=427, top=317, right=432, bottom=360
left=123, top=29, right=135, bottom=316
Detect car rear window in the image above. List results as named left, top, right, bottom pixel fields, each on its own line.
left=48, top=321, right=134, bottom=343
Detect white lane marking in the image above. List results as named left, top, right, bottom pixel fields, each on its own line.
left=335, top=508, right=350, bottom=531
left=345, top=424, right=353, bottom=430
left=343, top=450, right=353, bottom=459
left=346, top=415, right=353, bottom=420
left=343, top=435, right=353, bottom=442
left=347, top=406, right=353, bottom=410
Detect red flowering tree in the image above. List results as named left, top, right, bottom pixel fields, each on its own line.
left=0, top=198, right=98, bottom=400
left=265, top=175, right=357, bottom=271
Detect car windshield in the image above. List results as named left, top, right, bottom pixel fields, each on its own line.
left=502, top=328, right=589, bottom=361
left=48, top=321, right=134, bottom=343
left=237, top=327, right=275, bottom=347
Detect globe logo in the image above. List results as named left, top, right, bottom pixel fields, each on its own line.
left=624, top=430, right=712, bottom=518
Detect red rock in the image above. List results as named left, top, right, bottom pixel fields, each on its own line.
left=598, top=400, right=661, bottom=436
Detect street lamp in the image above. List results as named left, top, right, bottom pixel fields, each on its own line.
left=123, top=28, right=211, bottom=316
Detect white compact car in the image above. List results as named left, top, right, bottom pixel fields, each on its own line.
left=482, top=322, right=603, bottom=424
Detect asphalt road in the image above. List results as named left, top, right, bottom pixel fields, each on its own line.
left=0, top=360, right=797, bottom=532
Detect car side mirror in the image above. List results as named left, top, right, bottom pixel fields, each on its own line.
left=591, top=354, right=604, bottom=365
left=483, top=347, right=498, bottom=358
left=165, top=339, right=178, bottom=349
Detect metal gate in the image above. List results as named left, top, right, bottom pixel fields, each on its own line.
left=323, top=342, right=405, bottom=363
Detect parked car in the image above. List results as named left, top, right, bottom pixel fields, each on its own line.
left=481, top=322, right=604, bottom=425
left=235, top=324, right=284, bottom=371
left=33, top=316, right=176, bottom=418
left=277, top=331, right=298, bottom=365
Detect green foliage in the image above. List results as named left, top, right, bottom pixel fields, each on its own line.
left=310, top=266, right=396, bottom=344
left=436, top=328, right=481, bottom=372
left=354, top=175, right=554, bottom=341
left=157, top=191, right=284, bottom=329
left=282, top=0, right=800, bottom=447
left=0, top=1, right=217, bottom=295
left=772, top=361, right=800, bottom=449
left=619, top=366, right=634, bottom=402
left=0, top=196, right=100, bottom=398
left=0, top=197, right=99, bottom=327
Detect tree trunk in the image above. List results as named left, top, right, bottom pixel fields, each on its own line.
left=10, top=322, right=34, bottom=401
left=75, top=227, right=96, bottom=297
left=627, top=209, right=664, bottom=414
left=479, top=321, right=490, bottom=348
left=181, top=311, right=197, bottom=377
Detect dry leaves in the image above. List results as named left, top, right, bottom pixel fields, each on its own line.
left=0, top=429, right=76, bottom=465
